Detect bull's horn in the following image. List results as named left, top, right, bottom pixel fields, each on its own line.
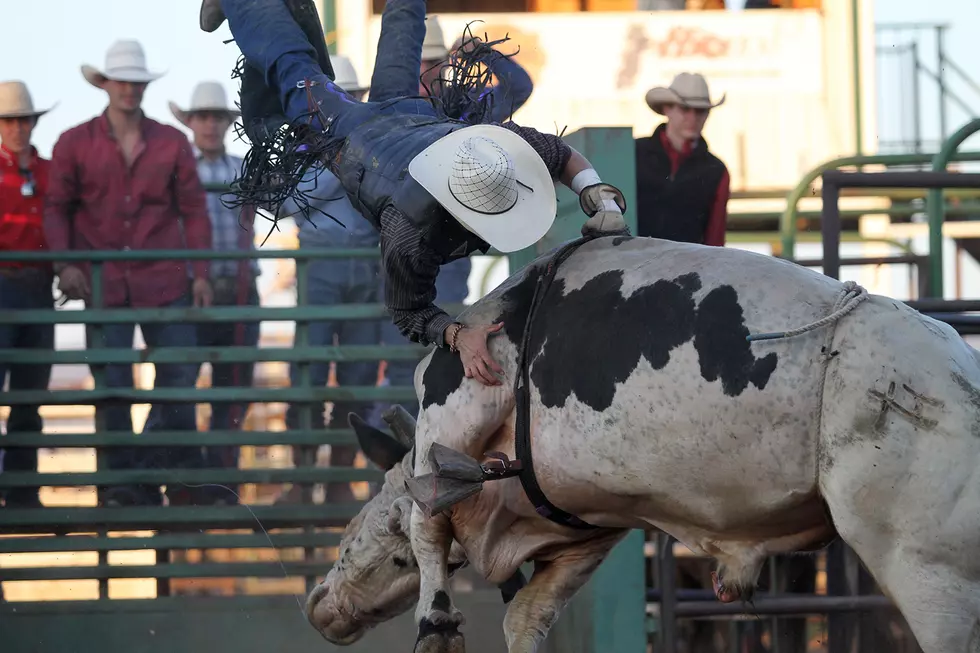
left=382, top=405, right=417, bottom=448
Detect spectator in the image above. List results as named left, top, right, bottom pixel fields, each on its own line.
left=44, top=40, right=214, bottom=507
left=376, top=15, right=536, bottom=423
left=0, top=81, right=56, bottom=509
left=277, top=54, right=380, bottom=505
left=169, top=81, right=257, bottom=506
left=636, top=73, right=730, bottom=246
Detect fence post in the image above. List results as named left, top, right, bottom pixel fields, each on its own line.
left=508, top=127, right=645, bottom=651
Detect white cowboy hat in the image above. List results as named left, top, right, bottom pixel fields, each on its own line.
left=329, top=55, right=368, bottom=94
left=168, top=81, right=241, bottom=126
left=81, top=40, right=165, bottom=88
left=645, top=72, right=725, bottom=115
left=422, top=16, right=449, bottom=61
left=0, top=81, right=56, bottom=119
left=409, top=125, right=556, bottom=253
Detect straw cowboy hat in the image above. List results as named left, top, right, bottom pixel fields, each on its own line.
left=645, top=72, right=725, bottom=115
left=168, top=81, right=241, bottom=126
left=329, top=55, right=368, bottom=94
left=81, top=40, right=165, bottom=88
left=422, top=16, right=450, bottom=61
left=409, top=125, right=556, bottom=253
left=0, top=81, right=56, bottom=119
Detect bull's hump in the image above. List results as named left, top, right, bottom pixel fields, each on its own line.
left=490, top=263, right=779, bottom=412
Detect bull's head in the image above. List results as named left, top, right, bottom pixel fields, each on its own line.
left=305, top=406, right=467, bottom=644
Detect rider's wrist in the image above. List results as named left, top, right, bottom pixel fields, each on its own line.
left=447, top=323, right=464, bottom=353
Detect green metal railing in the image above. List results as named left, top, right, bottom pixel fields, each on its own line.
left=0, top=247, right=468, bottom=610
left=779, top=150, right=980, bottom=260
left=925, top=118, right=980, bottom=296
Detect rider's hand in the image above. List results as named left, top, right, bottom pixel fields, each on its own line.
left=579, top=183, right=630, bottom=238
left=447, top=323, right=505, bottom=387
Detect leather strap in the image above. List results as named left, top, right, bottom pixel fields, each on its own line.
left=513, top=237, right=601, bottom=531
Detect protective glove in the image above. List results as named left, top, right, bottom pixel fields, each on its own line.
left=579, top=183, right=631, bottom=238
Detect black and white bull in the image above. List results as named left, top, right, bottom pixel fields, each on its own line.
left=305, top=236, right=980, bottom=653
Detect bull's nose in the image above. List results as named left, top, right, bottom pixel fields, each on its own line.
left=305, top=582, right=330, bottom=624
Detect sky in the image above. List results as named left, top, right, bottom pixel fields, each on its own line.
left=3, top=1, right=975, bottom=231
left=3, top=0, right=977, bottom=158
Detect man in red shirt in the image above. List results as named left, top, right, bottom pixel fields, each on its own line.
left=636, top=72, right=730, bottom=247
left=0, top=81, right=55, bottom=509
left=44, top=40, right=214, bottom=507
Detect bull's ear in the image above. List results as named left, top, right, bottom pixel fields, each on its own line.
left=349, top=413, right=411, bottom=471
left=385, top=496, right=415, bottom=535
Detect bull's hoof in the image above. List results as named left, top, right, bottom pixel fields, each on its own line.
left=415, top=617, right=465, bottom=653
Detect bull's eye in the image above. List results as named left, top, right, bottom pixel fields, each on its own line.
left=393, top=556, right=408, bottom=568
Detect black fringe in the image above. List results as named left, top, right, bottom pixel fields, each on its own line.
left=428, top=22, right=521, bottom=125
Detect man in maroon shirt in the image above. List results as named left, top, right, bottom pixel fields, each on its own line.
left=44, top=40, right=214, bottom=507
left=0, top=81, right=55, bottom=509
left=636, top=72, right=730, bottom=247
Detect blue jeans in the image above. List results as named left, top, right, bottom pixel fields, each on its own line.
left=86, top=293, right=200, bottom=505
left=287, top=258, right=380, bottom=453
left=374, top=257, right=472, bottom=424
left=196, top=280, right=261, bottom=470
left=0, top=269, right=54, bottom=504
left=222, top=0, right=431, bottom=130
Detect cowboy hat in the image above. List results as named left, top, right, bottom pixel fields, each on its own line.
left=422, top=16, right=450, bottom=61
left=645, top=72, right=725, bottom=115
left=168, top=81, right=241, bottom=126
left=329, top=55, right=369, bottom=94
left=409, top=125, right=556, bottom=253
left=81, top=40, right=165, bottom=88
left=0, top=81, right=56, bottom=119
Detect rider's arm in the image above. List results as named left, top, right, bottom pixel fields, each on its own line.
left=379, top=206, right=454, bottom=348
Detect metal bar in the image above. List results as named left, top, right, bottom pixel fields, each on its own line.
left=657, top=533, right=678, bottom=653
left=905, top=299, right=980, bottom=311
left=0, top=429, right=357, bottom=448
left=927, top=119, right=980, bottom=296
left=670, top=595, right=895, bottom=618
left=0, top=467, right=382, bottom=488
left=792, top=254, right=924, bottom=268
left=944, top=56, right=980, bottom=101
left=0, top=562, right=328, bottom=582
left=0, top=303, right=464, bottom=325
left=850, top=0, right=863, bottom=155
left=0, top=385, right=418, bottom=406
left=0, top=595, right=324, bottom=614
left=780, top=150, right=980, bottom=260
left=821, top=179, right=842, bottom=280
left=938, top=26, right=948, bottom=141
left=88, top=262, right=110, bottom=600
left=0, top=247, right=383, bottom=262
left=0, top=505, right=359, bottom=531
left=822, top=170, right=980, bottom=187
left=0, top=531, right=343, bottom=554
left=911, top=41, right=922, bottom=153
left=0, top=345, right=428, bottom=365
left=875, top=22, right=950, bottom=30
left=915, top=64, right=978, bottom=116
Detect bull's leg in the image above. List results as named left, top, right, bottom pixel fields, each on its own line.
left=502, top=531, right=627, bottom=653
left=821, top=418, right=980, bottom=652
left=410, top=503, right=465, bottom=653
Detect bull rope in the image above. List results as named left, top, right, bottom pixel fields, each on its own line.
left=744, top=281, right=869, bottom=345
